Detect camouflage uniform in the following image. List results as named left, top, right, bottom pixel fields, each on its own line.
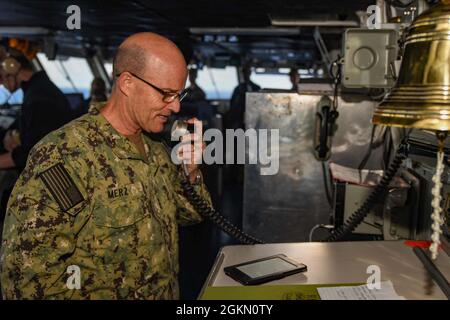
left=0, top=102, right=210, bottom=299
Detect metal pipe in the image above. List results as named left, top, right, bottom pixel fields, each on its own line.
left=189, top=27, right=301, bottom=36
left=270, top=19, right=359, bottom=27
left=0, top=27, right=50, bottom=36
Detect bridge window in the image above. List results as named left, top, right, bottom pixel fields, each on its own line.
left=251, top=68, right=292, bottom=90
left=37, top=53, right=94, bottom=99
left=104, top=62, right=113, bottom=79
left=187, top=66, right=238, bottom=100
left=0, top=86, right=23, bottom=105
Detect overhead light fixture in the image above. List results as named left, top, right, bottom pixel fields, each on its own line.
left=189, top=27, right=301, bottom=36
left=270, top=15, right=359, bottom=27
left=0, top=27, right=51, bottom=36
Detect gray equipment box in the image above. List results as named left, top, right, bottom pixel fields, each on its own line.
left=331, top=163, right=412, bottom=239
left=343, top=28, right=398, bottom=89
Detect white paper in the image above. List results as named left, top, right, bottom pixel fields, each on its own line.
left=317, top=281, right=406, bottom=300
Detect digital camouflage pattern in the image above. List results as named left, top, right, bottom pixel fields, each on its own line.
left=0, top=102, right=210, bottom=299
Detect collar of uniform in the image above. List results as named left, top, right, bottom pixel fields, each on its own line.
left=88, top=102, right=148, bottom=161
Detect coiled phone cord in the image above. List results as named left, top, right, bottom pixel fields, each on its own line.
left=326, top=148, right=406, bottom=242
left=181, top=179, right=264, bottom=245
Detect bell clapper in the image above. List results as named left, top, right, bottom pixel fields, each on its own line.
left=430, top=131, right=447, bottom=260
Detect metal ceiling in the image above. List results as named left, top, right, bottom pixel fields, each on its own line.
left=0, top=0, right=375, bottom=68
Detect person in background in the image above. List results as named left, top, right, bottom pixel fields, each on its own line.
left=226, top=64, right=260, bottom=130
left=0, top=52, right=74, bottom=171
left=178, top=68, right=207, bottom=120
left=185, top=68, right=206, bottom=102
left=84, top=77, right=108, bottom=112
left=289, top=67, right=300, bottom=92
left=224, top=65, right=260, bottom=185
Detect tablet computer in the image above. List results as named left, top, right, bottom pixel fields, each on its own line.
left=224, top=254, right=307, bottom=285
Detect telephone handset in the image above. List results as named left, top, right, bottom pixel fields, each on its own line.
left=314, top=96, right=339, bottom=161
left=171, top=120, right=263, bottom=245
left=171, top=120, right=195, bottom=138
left=171, top=120, right=196, bottom=176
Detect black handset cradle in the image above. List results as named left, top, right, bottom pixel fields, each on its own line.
left=314, top=96, right=339, bottom=161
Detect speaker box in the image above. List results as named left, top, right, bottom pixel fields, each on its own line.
left=342, top=28, right=398, bottom=89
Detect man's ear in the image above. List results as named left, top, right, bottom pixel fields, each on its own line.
left=117, top=72, right=133, bottom=97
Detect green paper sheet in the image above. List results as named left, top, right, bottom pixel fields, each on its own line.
left=200, top=283, right=364, bottom=300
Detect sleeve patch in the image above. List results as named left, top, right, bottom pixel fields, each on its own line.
left=38, top=163, right=84, bottom=211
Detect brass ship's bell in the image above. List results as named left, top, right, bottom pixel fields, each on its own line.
left=372, top=0, right=450, bottom=131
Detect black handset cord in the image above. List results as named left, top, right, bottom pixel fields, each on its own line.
left=181, top=147, right=404, bottom=243
left=180, top=179, right=264, bottom=245
left=326, top=144, right=406, bottom=242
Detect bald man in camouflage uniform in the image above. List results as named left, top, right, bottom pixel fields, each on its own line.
left=0, top=33, right=211, bottom=299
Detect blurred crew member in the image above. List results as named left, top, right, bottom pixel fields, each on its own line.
left=289, top=68, right=300, bottom=92
left=84, top=77, right=108, bottom=112
left=0, top=52, right=73, bottom=171
left=226, top=65, right=260, bottom=130
left=185, top=68, right=206, bottom=102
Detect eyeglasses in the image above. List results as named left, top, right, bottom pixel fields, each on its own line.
left=116, top=71, right=188, bottom=103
